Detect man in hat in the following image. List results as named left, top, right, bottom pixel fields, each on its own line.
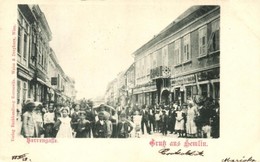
left=75, top=111, right=91, bottom=138
left=140, top=105, right=151, bottom=135
left=117, top=113, right=133, bottom=138
left=85, top=105, right=95, bottom=138
left=71, top=103, right=80, bottom=131
left=160, top=109, right=168, bottom=136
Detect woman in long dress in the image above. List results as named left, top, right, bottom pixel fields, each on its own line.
left=186, top=101, right=198, bottom=138
left=56, top=108, right=73, bottom=138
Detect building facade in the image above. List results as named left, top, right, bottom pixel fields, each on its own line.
left=125, top=63, right=135, bottom=107
left=133, top=6, right=220, bottom=106
left=17, top=5, right=76, bottom=108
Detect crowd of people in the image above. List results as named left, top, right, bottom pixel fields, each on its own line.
left=19, top=96, right=219, bottom=139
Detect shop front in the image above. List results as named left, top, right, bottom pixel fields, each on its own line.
left=133, top=82, right=157, bottom=107
left=17, top=68, right=33, bottom=106
left=171, top=67, right=220, bottom=105
left=197, top=67, right=220, bottom=100
left=171, top=74, right=196, bottom=104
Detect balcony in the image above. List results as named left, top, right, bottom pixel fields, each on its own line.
left=150, top=66, right=171, bottom=80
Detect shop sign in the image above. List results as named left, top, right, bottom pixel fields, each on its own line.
left=133, top=83, right=157, bottom=94
left=51, top=77, right=58, bottom=85
left=171, top=74, right=196, bottom=85
left=197, top=68, right=219, bottom=81
left=17, top=70, right=33, bottom=80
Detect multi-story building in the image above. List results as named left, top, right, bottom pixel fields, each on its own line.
left=116, top=71, right=127, bottom=106
left=17, top=5, right=76, bottom=107
left=133, top=6, right=220, bottom=106
left=17, top=5, right=52, bottom=105
left=64, top=76, right=77, bottom=103
left=125, top=63, right=135, bottom=106
left=104, top=78, right=117, bottom=107
left=48, top=48, right=76, bottom=104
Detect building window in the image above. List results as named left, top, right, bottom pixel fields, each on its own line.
left=186, top=86, right=193, bottom=100
left=38, top=85, right=42, bottom=101
left=17, top=80, right=21, bottom=104
left=210, top=19, right=220, bottom=52
left=183, top=34, right=191, bottom=62
left=146, top=54, right=150, bottom=76
left=200, top=84, right=208, bottom=98
left=23, top=34, right=27, bottom=61
left=17, top=26, right=22, bottom=62
left=23, top=82, right=27, bottom=103
left=174, top=39, right=181, bottom=65
left=30, top=35, right=36, bottom=65
left=199, top=26, right=207, bottom=56
left=141, top=57, right=145, bottom=78
left=42, top=49, right=45, bottom=66
left=149, top=53, right=152, bottom=72
left=152, top=51, right=157, bottom=68
left=162, top=45, right=168, bottom=66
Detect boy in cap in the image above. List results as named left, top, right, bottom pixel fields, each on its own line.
left=94, top=112, right=107, bottom=138
left=117, top=113, right=133, bottom=138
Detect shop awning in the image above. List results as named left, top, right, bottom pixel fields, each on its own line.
left=37, top=78, right=51, bottom=87
left=18, top=71, right=33, bottom=81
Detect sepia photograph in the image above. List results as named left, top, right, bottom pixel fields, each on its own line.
left=0, top=1, right=259, bottom=162
left=16, top=4, right=220, bottom=139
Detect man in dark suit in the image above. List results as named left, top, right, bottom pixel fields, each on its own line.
left=117, top=113, right=133, bottom=138
left=161, top=110, right=168, bottom=136
left=140, top=105, right=151, bottom=135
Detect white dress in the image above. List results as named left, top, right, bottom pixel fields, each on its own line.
left=56, top=116, right=73, bottom=138
left=175, top=111, right=184, bottom=131
left=186, top=106, right=198, bottom=134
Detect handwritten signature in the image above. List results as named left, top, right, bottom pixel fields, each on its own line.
left=12, top=153, right=31, bottom=161
left=158, top=148, right=204, bottom=156
left=222, top=157, right=256, bottom=162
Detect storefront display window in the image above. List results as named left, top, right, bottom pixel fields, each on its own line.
left=186, top=86, right=192, bottom=100
left=200, top=84, right=208, bottom=98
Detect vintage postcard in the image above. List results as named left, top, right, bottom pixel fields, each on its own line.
left=0, top=0, right=259, bottom=162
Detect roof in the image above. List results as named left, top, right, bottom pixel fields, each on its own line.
left=133, top=5, right=220, bottom=56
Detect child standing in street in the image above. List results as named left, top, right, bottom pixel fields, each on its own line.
left=55, top=107, right=73, bottom=138
left=133, top=110, right=142, bottom=138
left=175, top=106, right=185, bottom=137
left=117, top=113, right=133, bottom=138
left=43, top=104, right=55, bottom=137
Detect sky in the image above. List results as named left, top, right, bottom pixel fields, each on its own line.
left=39, top=2, right=191, bottom=100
